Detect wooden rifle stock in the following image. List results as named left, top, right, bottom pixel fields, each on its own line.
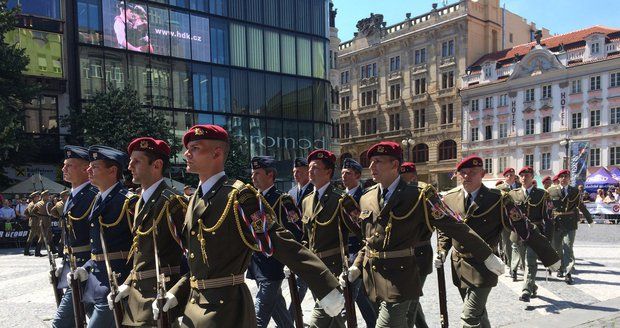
left=287, top=272, right=304, bottom=328
left=437, top=254, right=449, bottom=328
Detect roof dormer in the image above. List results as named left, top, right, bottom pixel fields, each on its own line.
left=585, top=32, right=606, bottom=60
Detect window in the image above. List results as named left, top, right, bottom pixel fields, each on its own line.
left=485, top=125, right=492, bottom=140
left=412, top=144, right=429, bottom=163
left=360, top=63, right=377, bottom=78
left=340, top=123, right=351, bottom=139
left=441, top=71, right=454, bottom=89
left=499, top=94, right=508, bottom=107
left=471, top=127, right=479, bottom=141
left=525, top=119, right=535, bottom=135
left=9, top=0, right=62, bottom=20
left=525, top=154, right=534, bottom=167
left=389, top=84, right=401, bottom=100
left=360, top=117, right=377, bottom=135
left=571, top=80, right=582, bottom=94
left=542, top=116, right=551, bottom=133
left=541, top=153, right=551, bottom=170
left=525, top=88, right=535, bottom=102
left=77, top=0, right=102, bottom=45
left=340, top=71, right=350, bottom=84
left=296, top=37, right=312, bottom=77
left=441, top=103, right=454, bottom=124
left=509, top=33, right=513, bottom=43
left=611, top=147, right=620, bottom=166
left=590, top=148, right=600, bottom=166
left=542, top=85, right=552, bottom=99
left=414, top=48, right=427, bottom=65
left=388, top=113, right=400, bottom=131
left=590, top=110, right=601, bottom=127
left=210, top=18, right=230, bottom=65
left=572, top=112, right=582, bottom=129
left=414, top=108, right=426, bottom=129
left=441, top=40, right=455, bottom=57
left=484, top=97, right=493, bottom=109
left=23, top=96, right=58, bottom=134
left=590, top=76, right=601, bottom=91
left=498, top=157, right=507, bottom=174
left=592, top=42, right=600, bottom=54
left=612, top=107, right=620, bottom=124
left=340, top=96, right=350, bottom=111
left=265, top=30, right=280, bottom=72
left=312, top=39, right=326, bottom=79
left=361, top=90, right=378, bottom=106
left=499, top=123, right=508, bottom=138
left=389, top=56, right=400, bottom=72
left=471, top=99, right=479, bottom=111
left=611, top=72, right=620, bottom=88
left=281, top=34, right=296, bottom=74
left=414, top=77, right=426, bottom=95
left=438, top=140, right=457, bottom=160
left=484, top=158, right=493, bottom=173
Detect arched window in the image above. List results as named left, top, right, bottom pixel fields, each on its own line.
left=438, top=140, right=457, bottom=161
left=360, top=151, right=369, bottom=168
left=412, top=143, right=429, bottom=163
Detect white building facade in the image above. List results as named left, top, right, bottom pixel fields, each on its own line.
left=461, top=26, right=620, bottom=180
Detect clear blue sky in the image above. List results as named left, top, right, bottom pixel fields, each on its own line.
left=334, top=0, right=620, bottom=42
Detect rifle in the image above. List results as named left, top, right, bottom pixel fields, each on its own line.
left=100, top=229, right=124, bottom=328
left=336, top=209, right=357, bottom=328
left=436, top=253, right=449, bottom=328
left=41, top=221, right=63, bottom=306
left=63, top=224, right=86, bottom=327
left=286, top=271, right=304, bottom=328
left=152, top=225, right=170, bottom=328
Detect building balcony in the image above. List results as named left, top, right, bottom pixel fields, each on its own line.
left=439, top=56, right=456, bottom=68
left=388, top=71, right=402, bottom=81
left=386, top=98, right=404, bottom=109
left=462, top=73, right=481, bottom=86
left=412, top=93, right=429, bottom=103
left=496, top=65, right=514, bottom=78
left=360, top=76, right=379, bottom=88
left=411, top=63, right=428, bottom=74
left=540, top=98, right=553, bottom=110
left=357, top=104, right=380, bottom=114
left=437, top=87, right=456, bottom=98
left=340, top=83, right=351, bottom=92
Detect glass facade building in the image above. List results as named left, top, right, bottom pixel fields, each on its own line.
left=73, top=0, right=332, bottom=182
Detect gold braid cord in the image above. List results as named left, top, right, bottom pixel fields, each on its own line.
left=127, top=200, right=169, bottom=261
left=234, top=184, right=276, bottom=252
left=309, top=198, right=342, bottom=249
left=383, top=191, right=424, bottom=249
left=67, top=196, right=97, bottom=221
left=98, top=198, right=131, bottom=228
left=464, top=197, right=502, bottom=222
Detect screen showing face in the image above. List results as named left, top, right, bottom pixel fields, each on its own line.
left=103, top=0, right=150, bottom=53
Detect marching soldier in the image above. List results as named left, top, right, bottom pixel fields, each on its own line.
left=155, top=125, right=345, bottom=327
left=68, top=145, right=138, bottom=326
left=508, top=167, right=553, bottom=302
left=52, top=145, right=99, bottom=328
left=547, top=169, right=593, bottom=284
left=247, top=156, right=302, bottom=328
left=437, top=156, right=560, bottom=328
left=50, top=190, right=70, bottom=220
left=399, top=162, right=426, bottom=188
left=542, top=176, right=552, bottom=190
left=302, top=149, right=361, bottom=328
left=50, top=190, right=70, bottom=256
left=32, top=190, right=54, bottom=255
left=345, top=142, right=502, bottom=328
left=24, top=191, right=41, bottom=256
left=106, top=137, right=188, bottom=326
left=341, top=158, right=377, bottom=328
left=497, top=168, right=520, bottom=271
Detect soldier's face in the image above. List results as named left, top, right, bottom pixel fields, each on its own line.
left=543, top=181, right=552, bottom=189
left=504, top=172, right=515, bottom=183
left=520, top=173, right=533, bottom=186
left=459, top=167, right=484, bottom=191
left=251, top=168, right=273, bottom=191
left=559, top=174, right=570, bottom=186
left=341, top=168, right=360, bottom=189
left=369, top=155, right=399, bottom=184
left=293, top=167, right=309, bottom=184
left=87, top=160, right=116, bottom=187
left=184, top=140, right=221, bottom=174
left=401, top=172, right=417, bottom=184
left=308, top=160, right=331, bottom=186
left=128, top=151, right=160, bottom=185
left=62, top=158, right=89, bottom=184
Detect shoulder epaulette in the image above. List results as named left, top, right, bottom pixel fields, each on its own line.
left=488, top=188, right=503, bottom=196
left=445, top=186, right=462, bottom=195
left=363, top=184, right=379, bottom=195
left=86, top=184, right=99, bottom=194
left=231, top=179, right=246, bottom=190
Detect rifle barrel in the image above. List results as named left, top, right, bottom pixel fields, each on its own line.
left=287, top=273, right=304, bottom=328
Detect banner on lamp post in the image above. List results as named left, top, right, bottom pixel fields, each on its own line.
left=570, top=141, right=589, bottom=187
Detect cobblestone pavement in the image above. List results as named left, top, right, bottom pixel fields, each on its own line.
left=1, top=223, right=618, bottom=327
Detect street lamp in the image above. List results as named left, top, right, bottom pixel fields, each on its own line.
left=559, top=137, right=571, bottom=170
left=401, top=137, right=415, bottom=161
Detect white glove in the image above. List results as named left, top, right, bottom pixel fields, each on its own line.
left=114, top=284, right=130, bottom=302
left=68, top=267, right=88, bottom=282
left=284, top=266, right=291, bottom=278
left=152, top=292, right=177, bottom=320
left=318, top=288, right=345, bottom=317
left=434, top=251, right=446, bottom=268
left=54, top=266, right=63, bottom=278
left=484, top=254, right=505, bottom=276
left=547, top=260, right=561, bottom=272
left=339, top=266, right=361, bottom=288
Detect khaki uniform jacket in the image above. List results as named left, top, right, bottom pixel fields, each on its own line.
left=25, top=201, right=40, bottom=243
left=32, top=200, right=53, bottom=244
left=168, top=176, right=339, bottom=328
left=548, top=185, right=593, bottom=230
left=408, top=181, right=433, bottom=276
left=122, top=182, right=187, bottom=326
left=353, top=179, right=493, bottom=303
left=301, top=183, right=361, bottom=276
left=50, top=201, right=64, bottom=219
left=439, top=185, right=560, bottom=289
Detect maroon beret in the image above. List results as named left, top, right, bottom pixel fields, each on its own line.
left=552, top=175, right=559, bottom=182
left=400, top=162, right=416, bottom=174
left=456, top=155, right=483, bottom=171
left=367, top=141, right=402, bottom=161
left=542, top=176, right=552, bottom=183
left=519, top=166, right=534, bottom=175
left=183, top=125, right=229, bottom=148
left=495, top=180, right=505, bottom=186
left=128, top=137, right=171, bottom=157
left=556, top=169, right=570, bottom=178
left=502, top=167, right=515, bottom=176
left=307, top=149, right=336, bottom=166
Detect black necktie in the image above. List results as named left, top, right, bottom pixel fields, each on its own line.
left=313, top=192, right=320, bottom=208
left=561, top=188, right=566, bottom=198
left=65, top=193, right=74, bottom=213
left=92, top=195, right=103, bottom=214
left=380, top=188, right=389, bottom=208
left=137, top=197, right=144, bottom=212
left=197, top=185, right=204, bottom=199
left=465, top=193, right=472, bottom=210
left=297, top=188, right=303, bottom=204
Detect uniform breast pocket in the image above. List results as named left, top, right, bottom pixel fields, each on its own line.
left=359, top=210, right=373, bottom=221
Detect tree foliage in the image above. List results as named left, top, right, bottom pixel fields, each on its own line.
left=224, top=136, right=250, bottom=183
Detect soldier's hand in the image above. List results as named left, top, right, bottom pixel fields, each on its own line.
left=67, top=267, right=88, bottom=282
left=114, top=284, right=130, bottom=302
left=152, top=292, right=177, bottom=320
left=484, top=254, right=506, bottom=276
left=283, top=266, right=291, bottom=278
left=547, top=260, right=561, bottom=272
left=338, top=267, right=360, bottom=289
left=318, top=288, right=345, bottom=317
left=54, top=266, right=63, bottom=278
left=434, top=251, right=446, bottom=268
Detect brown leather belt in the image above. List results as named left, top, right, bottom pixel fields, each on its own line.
left=64, top=245, right=91, bottom=254
left=130, top=265, right=181, bottom=281
left=315, top=247, right=341, bottom=259
left=414, top=240, right=431, bottom=248
left=91, top=251, right=129, bottom=262
left=366, top=246, right=415, bottom=259
left=190, top=274, right=245, bottom=289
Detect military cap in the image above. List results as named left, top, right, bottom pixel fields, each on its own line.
left=542, top=176, right=552, bottom=183
left=456, top=155, right=483, bottom=171
left=182, top=124, right=228, bottom=148
left=294, top=158, right=308, bottom=168
left=64, top=145, right=90, bottom=161
left=88, top=145, right=129, bottom=168
left=556, top=169, right=570, bottom=178
left=367, top=141, right=402, bottom=161
left=552, top=175, right=559, bottom=182
left=519, top=166, right=534, bottom=175
left=29, top=191, right=40, bottom=198
left=127, top=137, right=171, bottom=157
left=502, top=167, right=516, bottom=176
left=60, top=190, right=70, bottom=197
left=40, top=190, right=49, bottom=196
left=307, top=149, right=336, bottom=166
left=251, top=156, right=275, bottom=170
left=400, top=162, right=416, bottom=174
left=342, top=158, right=362, bottom=173
left=495, top=180, right=505, bottom=186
